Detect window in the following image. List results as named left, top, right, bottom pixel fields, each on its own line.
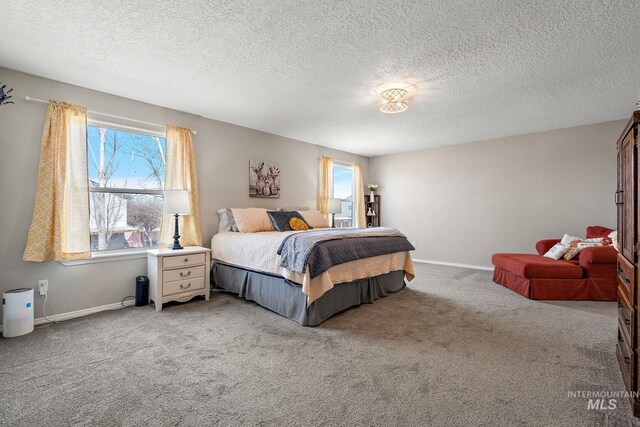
left=332, top=163, right=354, bottom=228
left=87, top=122, right=166, bottom=251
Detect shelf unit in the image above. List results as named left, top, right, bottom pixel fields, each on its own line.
left=365, top=194, right=380, bottom=227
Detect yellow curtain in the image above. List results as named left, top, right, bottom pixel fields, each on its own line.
left=23, top=101, right=90, bottom=261
left=159, top=125, right=203, bottom=247
left=353, top=164, right=366, bottom=228
left=318, top=156, right=333, bottom=220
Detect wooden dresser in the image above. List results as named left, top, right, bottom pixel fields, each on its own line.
left=616, top=111, right=640, bottom=415
left=146, top=246, right=211, bottom=312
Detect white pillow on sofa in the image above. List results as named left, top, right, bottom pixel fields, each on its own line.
left=560, top=234, right=582, bottom=246
left=544, top=243, right=570, bottom=260
left=609, top=230, right=619, bottom=251
left=562, top=239, right=605, bottom=260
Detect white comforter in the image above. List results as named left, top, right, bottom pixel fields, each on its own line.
left=211, top=230, right=414, bottom=305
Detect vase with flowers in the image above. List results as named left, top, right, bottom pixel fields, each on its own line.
left=367, top=184, right=378, bottom=202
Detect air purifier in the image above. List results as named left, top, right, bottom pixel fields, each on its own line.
left=2, top=288, right=34, bottom=338
left=135, top=276, right=149, bottom=307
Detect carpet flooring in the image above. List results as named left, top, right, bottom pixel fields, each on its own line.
left=0, top=263, right=637, bottom=426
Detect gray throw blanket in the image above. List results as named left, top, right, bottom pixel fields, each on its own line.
left=277, top=227, right=415, bottom=278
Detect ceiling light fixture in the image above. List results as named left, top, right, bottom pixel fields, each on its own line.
left=379, top=88, right=409, bottom=113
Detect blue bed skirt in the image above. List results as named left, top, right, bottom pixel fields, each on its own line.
left=211, top=262, right=406, bottom=326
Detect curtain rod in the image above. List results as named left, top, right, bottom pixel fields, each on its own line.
left=24, top=96, right=197, bottom=135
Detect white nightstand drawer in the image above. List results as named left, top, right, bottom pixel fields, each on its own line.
left=147, top=246, right=211, bottom=311
left=163, top=265, right=205, bottom=283
left=163, top=277, right=205, bottom=296
left=163, top=253, right=206, bottom=269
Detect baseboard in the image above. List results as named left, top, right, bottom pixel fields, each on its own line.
left=0, top=260, right=492, bottom=332
left=412, top=258, right=494, bottom=272
left=0, top=300, right=135, bottom=332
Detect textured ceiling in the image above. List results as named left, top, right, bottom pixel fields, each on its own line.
left=1, top=1, right=639, bottom=156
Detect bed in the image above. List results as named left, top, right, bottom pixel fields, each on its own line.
left=210, top=227, right=415, bottom=326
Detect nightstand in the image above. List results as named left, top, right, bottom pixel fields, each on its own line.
left=146, top=246, right=211, bottom=311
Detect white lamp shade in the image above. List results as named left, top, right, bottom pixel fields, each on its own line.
left=163, top=190, right=191, bottom=215
left=327, top=198, right=342, bottom=214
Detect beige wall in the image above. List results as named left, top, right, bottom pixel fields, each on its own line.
left=369, top=120, right=625, bottom=268
left=0, top=65, right=625, bottom=322
left=0, top=68, right=367, bottom=320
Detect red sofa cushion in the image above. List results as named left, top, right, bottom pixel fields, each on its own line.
left=493, top=268, right=616, bottom=300
left=586, top=225, right=613, bottom=239
left=491, top=253, right=583, bottom=279
left=579, top=246, right=618, bottom=266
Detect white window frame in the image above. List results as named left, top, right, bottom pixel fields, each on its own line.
left=86, top=119, right=166, bottom=254
left=331, top=160, right=355, bottom=228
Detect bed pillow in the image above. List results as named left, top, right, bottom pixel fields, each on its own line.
left=231, top=208, right=275, bottom=233
left=300, top=209, right=330, bottom=228
left=278, top=206, right=309, bottom=212
left=267, top=211, right=312, bottom=232
left=543, top=243, right=570, bottom=260
left=217, top=208, right=238, bottom=232
left=289, top=217, right=310, bottom=231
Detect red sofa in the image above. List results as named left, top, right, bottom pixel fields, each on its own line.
left=491, top=226, right=617, bottom=301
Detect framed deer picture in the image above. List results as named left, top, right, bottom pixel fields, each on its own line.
left=249, top=159, right=281, bottom=198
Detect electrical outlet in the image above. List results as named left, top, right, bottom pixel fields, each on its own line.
left=38, top=279, right=48, bottom=296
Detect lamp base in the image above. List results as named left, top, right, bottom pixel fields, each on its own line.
left=331, top=213, right=336, bottom=228
left=171, top=213, right=183, bottom=250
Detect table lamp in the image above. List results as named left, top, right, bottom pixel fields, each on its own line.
left=327, top=198, right=342, bottom=228
left=164, top=190, right=190, bottom=250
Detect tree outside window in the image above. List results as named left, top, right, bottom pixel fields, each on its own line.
left=87, top=124, right=166, bottom=251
